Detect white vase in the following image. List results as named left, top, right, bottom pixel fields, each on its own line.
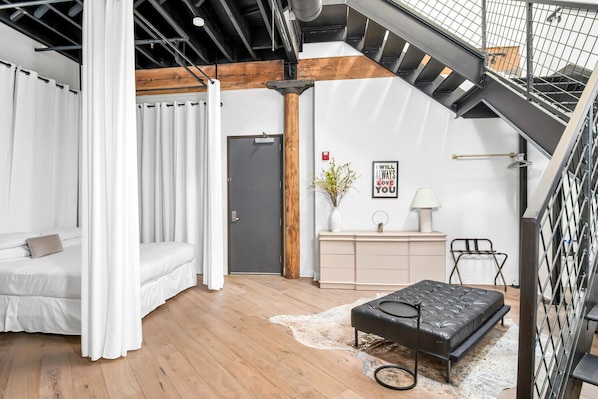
left=329, top=207, right=341, bottom=232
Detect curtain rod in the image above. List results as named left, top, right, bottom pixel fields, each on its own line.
left=134, top=11, right=213, bottom=86
left=452, top=152, right=519, bottom=160
left=18, top=68, right=78, bottom=95
left=137, top=102, right=199, bottom=107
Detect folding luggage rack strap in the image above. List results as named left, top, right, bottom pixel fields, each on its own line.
left=449, top=238, right=508, bottom=291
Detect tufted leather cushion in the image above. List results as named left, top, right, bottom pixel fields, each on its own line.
left=351, top=280, right=505, bottom=358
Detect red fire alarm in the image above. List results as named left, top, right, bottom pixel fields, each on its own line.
left=322, top=151, right=330, bottom=160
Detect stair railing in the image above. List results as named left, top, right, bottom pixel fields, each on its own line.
left=390, top=0, right=598, bottom=120
left=518, top=62, right=598, bottom=398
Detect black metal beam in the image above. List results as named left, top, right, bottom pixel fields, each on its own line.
left=180, top=0, right=234, bottom=62
left=271, top=0, right=299, bottom=63
left=147, top=0, right=210, bottom=64
left=217, top=0, right=257, bottom=60
left=478, top=76, right=567, bottom=156
left=345, top=0, right=485, bottom=86
left=0, top=0, right=72, bottom=10
left=255, top=0, right=275, bottom=48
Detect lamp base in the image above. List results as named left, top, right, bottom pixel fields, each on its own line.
left=418, top=208, right=433, bottom=232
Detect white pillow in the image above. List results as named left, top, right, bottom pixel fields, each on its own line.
left=0, top=245, right=31, bottom=261
left=0, top=232, right=40, bottom=250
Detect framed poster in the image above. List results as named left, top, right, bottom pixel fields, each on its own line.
left=372, top=161, right=398, bottom=198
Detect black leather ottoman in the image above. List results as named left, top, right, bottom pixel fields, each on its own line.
left=351, top=280, right=510, bottom=382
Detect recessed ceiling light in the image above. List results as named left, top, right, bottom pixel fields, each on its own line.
left=193, top=16, right=204, bottom=27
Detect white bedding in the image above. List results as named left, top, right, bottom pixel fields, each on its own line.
left=0, top=239, right=197, bottom=335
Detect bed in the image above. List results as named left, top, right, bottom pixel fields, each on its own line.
left=0, top=227, right=197, bottom=335
left=351, top=280, right=510, bottom=382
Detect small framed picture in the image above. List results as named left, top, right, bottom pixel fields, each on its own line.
left=372, top=161, right=398, bottom=198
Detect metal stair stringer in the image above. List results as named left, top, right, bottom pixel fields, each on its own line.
left=455, top=75, right=567, bottom=156
left=344, top=0, right=485, bottom=86
left=334, top=0, right=568, bottom=156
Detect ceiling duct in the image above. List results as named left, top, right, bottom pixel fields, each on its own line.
left=290, top=0, right=322, bottom=22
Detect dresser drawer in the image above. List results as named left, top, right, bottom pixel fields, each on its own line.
left=320, top=240, right=354, bottom=255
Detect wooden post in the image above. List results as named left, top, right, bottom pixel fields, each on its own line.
left=266, top=80, right=314, bottom=279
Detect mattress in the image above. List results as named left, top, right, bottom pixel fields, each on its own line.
left=0, top=240, right=197, bottom=335
left=0, top=245, right=81, bottom=298
left=351, top=280, right=506, bottom=358
left=0, top=242, right=196, bottom=299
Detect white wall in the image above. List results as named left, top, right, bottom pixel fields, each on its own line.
left=312, top=76, right=524, bottom=286
left=138, top=42, right=537, bottom=285
left=0, top=23, right=80, bottom=89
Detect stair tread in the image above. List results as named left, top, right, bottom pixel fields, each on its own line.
left=572, top=353, right=598, bottom=385
left=586, top=304, right=598, bottom=321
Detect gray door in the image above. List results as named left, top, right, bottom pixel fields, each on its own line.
left=228, top=136, right=283, bottom=274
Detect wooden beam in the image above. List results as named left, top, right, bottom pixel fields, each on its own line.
left=135, top=60, right=284, bottom=95
left=136, top=56, right=394, bottom=95
left=283, top=92, right=300, bottom=279
left=297, top=55, right=395, bottom=81
left=267, top=80, right=314, bottom=279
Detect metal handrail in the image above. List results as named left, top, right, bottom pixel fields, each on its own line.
left=518, top=62, right=598, bottom=398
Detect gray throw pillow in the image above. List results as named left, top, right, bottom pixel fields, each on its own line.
left=27, top=234, right=64, bottom=258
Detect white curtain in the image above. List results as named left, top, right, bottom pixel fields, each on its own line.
left=136, top=81, right=224, bottom=290
left=137, top=102, right=204, bottom=268
left=81, top=0, right=141, bottom=360
left=0, top=61, right=16, bottom=231
left=203, top=80, right=225, bottom=290
left=0, top=64, right=79, bottom=233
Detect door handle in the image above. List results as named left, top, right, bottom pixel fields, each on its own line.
left=231, top=210, right=240, bottom=222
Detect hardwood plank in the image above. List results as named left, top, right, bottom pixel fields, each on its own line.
left=0, top=276, right=574, bottom=399
left=3, top=334, right=42, bottom=399
left=0, top=329, right=17, bottom=394
left=101, top=359, right=144, bottom=398
left=38, top=335, right=75, bottom=399
left=67, top=340, right=112, bottom=399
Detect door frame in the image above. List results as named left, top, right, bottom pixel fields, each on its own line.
left=226, top=134, right=284, bottom=274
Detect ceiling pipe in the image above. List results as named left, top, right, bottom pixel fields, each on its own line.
left=289, top=0, right=321, bottom=22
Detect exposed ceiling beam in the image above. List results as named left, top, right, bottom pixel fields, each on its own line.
left=46, top=3, right=81, bottom=29
left=218, top=0, right=257, bottom=60
left=67, top=0, right=81, bottom=17
left=0, top=0, right=79, bottom=47
left=0, top=0, right=72, bottom=10
left=135, top=46, right=170, bottom=68
left=35, top=37, right=188, bottom=51
left=33, top=4, right=49, bottom=19
left=135, top=10, right=213, bottom=85
left=180, top=0, right=234, bottom=62
left=147, top=0, right=211, bottom=64
left=271, top=0, right=299, bottom=63
left=255, top=0, right=276, bottom=49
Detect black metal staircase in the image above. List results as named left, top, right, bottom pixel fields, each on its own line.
left=571, top=304, right=598, bottom=388
left=303, top=0, right=569, bottom=156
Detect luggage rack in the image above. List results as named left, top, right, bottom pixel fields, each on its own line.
left=449, top=238, right=508, bottom=291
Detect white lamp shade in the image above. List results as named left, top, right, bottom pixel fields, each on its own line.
left=410, top=188, right=441, bottom=209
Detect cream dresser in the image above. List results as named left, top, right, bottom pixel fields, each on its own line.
left=318, top=231, right=447, bottom=290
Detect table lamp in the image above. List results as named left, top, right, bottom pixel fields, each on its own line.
left=410, top=188, right=441, bottom=232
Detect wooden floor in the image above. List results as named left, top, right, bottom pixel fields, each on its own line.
left=1, top=275, right=597, bottom=398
